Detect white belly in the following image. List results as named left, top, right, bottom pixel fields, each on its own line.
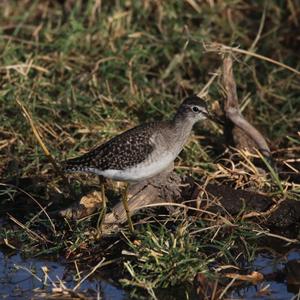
left=86, top=152, right=175, bottom=182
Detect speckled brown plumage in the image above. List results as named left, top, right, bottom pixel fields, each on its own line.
left=62, top=122, right=169, bottom=172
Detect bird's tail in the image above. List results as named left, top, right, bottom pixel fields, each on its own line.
left=61, top=155, right=91, bottom=173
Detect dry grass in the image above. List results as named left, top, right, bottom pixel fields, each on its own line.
left=0, top=0, right=299, bottom=298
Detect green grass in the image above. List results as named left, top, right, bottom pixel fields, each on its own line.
left=122, top=219, right=259, bottom=288
left=0, top=0, right=300, bottom=298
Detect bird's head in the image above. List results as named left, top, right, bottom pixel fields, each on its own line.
left=175, top=95, right=210, bottom=123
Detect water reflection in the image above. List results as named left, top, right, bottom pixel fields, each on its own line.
left=0, top=251, right=126, bottom=300
left=1, top=249, right=300, bottom=299
left=231, top=250, right=300, bottom=299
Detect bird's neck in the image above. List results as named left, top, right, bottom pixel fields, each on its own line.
left=170, top=113, right=195, bottom=149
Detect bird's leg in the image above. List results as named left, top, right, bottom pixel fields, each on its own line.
left=96, top=175, right=107, bottom=233
left=122, top=183, right=134, bottom=233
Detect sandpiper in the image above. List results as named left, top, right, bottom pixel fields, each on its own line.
left=62, top=95, right=210, bottom=232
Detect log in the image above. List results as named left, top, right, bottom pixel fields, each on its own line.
left=60, top=169, right=300, bottom=237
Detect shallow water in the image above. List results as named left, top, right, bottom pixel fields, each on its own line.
left=230, top=250, right=300, bottom=299
left=1, top=249, right=299, bottom=299
left=0, top=251, right=126, bottom=299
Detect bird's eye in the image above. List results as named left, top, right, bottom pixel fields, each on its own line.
left=192, top=106, right=200, bottom=113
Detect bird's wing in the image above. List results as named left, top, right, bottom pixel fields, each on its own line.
left=62, top=123, right=158, bottom=171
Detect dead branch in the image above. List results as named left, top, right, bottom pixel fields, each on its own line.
left=222, top=56, right=271, bottom=157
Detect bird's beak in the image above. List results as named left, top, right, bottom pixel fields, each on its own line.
left=203, top=109, right=212, bottom=119
left=203, top=109, right=225, bottom=125
left=209, top=114, right=225, bottom=126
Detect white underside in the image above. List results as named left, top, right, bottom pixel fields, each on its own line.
left=85, top=151, right=175, bottom=182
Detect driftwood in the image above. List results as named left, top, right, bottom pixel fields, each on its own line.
left=222, top=56, right=271, bottom=157
left=60, top=168, right=184, bottom=234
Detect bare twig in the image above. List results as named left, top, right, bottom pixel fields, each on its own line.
left=8, top=213, right=52, bottom=243
left=253, top=229, right=299, bottom=244
left=205, top=42, right=300, bottom=76
left=246, top=6, right=266, bottom=58
left=16, top=99, right=71, bottom=189
left=197, top=70, right=220, bottom=98
left=73, top=258, right=106, bottom=291
left=1, top=183, right=56, bottom=234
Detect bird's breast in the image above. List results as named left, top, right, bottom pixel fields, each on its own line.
left=97, top=151, right=176, bottom=182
